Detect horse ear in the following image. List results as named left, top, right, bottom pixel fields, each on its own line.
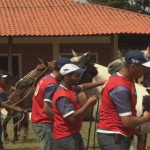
left=146, top=44, right=150, bottom=54
left=37, top=58, right=49, bottom=66
left=117, top=49, right=122, bottom=58
left=72, top=49, right=78, bottom=57
left=143, top=45, right=150, bottom=60
left=83, top=51, right=89, bottom=56
left=70, top=55, right=82, bottom=63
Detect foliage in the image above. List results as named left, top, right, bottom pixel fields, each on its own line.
left=87, top=0, right=150, bottom=14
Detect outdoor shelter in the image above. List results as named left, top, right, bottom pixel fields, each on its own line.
left=0, top=0, right=149, bottom=78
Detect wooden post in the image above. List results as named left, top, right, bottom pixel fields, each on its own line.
left=8, top=37, right=13, bottom=75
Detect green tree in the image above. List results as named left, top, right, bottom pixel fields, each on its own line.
left=87, top=0, right=150, bottom=14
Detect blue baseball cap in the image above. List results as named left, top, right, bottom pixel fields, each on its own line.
left=125, top=50, right=150, bottom=67
left=56, top=57, right=71, bottom=68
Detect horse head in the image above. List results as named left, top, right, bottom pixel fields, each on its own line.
left=71, top=50, right=98, bottom=84
left=15, top=58, right=52, bottom=89
left=7, top=58, right=52, bottom=109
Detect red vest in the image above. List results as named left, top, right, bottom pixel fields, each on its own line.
left=53, top=87, right=82, bottom=139
left=98, top=76, right=137, bottom=137
left=0, top=87, right=4, bottom=107
left=31, top=76, right=58, bottom=124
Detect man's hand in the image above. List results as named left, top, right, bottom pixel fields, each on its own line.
left=143, top=111, right=150, bottom=121
left=16, top=107, right=27, bottom=114
left=87, top=95, right=98, bottom=105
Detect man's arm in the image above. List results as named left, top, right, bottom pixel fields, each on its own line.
left=1, top=101, right=25, bottom=113
left=43, top=101, right=54, bottom=121
left=80, top=81, right=106, bottom=91
left=121, top=112, right=150, bottom=128
left=110, top=86, right=150, bottom=128
left=43, top=84, right=57, bottom=121
left=57, top=96, right=98, bottom=123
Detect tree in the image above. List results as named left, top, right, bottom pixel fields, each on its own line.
left=87, top=0, right=150, bottom=14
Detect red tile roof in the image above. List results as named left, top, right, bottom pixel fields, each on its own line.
left=0, top=0, right=150, bottom=36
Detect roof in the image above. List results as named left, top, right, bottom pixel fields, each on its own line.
left=0, top=0, right=150, bottom=36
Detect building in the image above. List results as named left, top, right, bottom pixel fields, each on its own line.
left=0, top=0, right=149, bottom=78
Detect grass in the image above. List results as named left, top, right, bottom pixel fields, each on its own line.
left=3, top=121, right=150, bottom=150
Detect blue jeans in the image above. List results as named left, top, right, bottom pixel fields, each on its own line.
left=32, top=123, right=53, bottom=150
left=0, top=118, right=3, bottom=149
left=97, top=133, right=132, bottom=150
left=52, top=132, right=85, bottom=150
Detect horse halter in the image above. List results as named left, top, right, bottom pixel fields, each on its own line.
left=6, top=63, right=50, bottom=107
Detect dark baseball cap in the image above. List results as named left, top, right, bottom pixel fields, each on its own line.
left=56, top=57, right=71, bottom=68
left=125, top=50, right=150, bottom=67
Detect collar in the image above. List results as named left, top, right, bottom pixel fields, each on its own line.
left=50, top=73, right=56, bottom=78
left=60, top=84, right=69, bottom=90
left=117, top=72, right=123, bottom=77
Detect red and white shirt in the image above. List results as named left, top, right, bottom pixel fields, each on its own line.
left=53, top=85, right=82, bottom=140
left=97, top=74, right=137, bottom=137
left=31, top=74, right=58, bottom=124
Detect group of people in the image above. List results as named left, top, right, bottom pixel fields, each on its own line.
left=31, top=57, right=105, bottom=150
left=31, top=50, right=150, bottom=150
left=1, top=50, right=150, bottom=150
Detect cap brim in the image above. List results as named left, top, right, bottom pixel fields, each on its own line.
left=142, top=61, right=150, bottom=67
left=74, top=68, right=85, bottom=76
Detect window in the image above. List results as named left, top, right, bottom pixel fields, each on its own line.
left=0, top=54, right=21, bottom=79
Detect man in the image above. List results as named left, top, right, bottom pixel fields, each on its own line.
left=0, top=73, right=25, bottom=150
left=31, top=57, right=71, bottom=150
left=97, top=50, right=150, bottom=150
left=52, top=63, right=106, bottom=150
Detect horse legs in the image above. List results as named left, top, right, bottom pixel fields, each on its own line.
left=13, top=116, right=20, bottom=141
left=19, top=113, right=29, bottom=141
left=3, top=113, right=11, bottom=142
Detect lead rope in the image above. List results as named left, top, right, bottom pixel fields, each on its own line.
left=0, top=63, right=50, bottom=126
left=87, top=105, right=94, bottom=150
left=4, top=63, right=50, bottom=106
left=87, top=95, right=99, bottom=150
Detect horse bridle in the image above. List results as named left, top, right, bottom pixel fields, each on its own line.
left=0, top=63, right=50, bottom=125
left=15, top=63, right=50, bottom=88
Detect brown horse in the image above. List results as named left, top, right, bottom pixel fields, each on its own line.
left=2, top=58, right=53, bottom=142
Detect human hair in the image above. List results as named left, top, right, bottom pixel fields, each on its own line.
left=53, top=61, right=61, bottom=71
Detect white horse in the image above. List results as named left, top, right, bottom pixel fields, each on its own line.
left=71, top=49, right=150, bottom=150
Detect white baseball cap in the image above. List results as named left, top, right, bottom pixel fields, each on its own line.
left=60, top=64, right=85, bottom=76
left=0, top=73, right=7, bottom=78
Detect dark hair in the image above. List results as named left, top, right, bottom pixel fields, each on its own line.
left=54, top=62, right=61, bottom=71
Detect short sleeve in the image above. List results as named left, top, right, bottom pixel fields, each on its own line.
left=56, top=97, right=74, bottom=118
left=109, top=86, right=132, bottom=116
left=44, top=84, right=58, bottom=103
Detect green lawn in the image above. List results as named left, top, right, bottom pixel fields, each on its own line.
left=3, top=121, right=150, bottom=150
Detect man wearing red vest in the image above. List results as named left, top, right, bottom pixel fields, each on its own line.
left=97, top=50, right=150, bottom=150
left=31, top=57, right=71, bottom=150
left=0, top=73, right=25, bottom=150
left=52, top=63, right=106, bottom=150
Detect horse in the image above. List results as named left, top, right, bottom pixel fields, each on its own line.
left=70, top=49, right=150, bottom=150
left=70, top=50, right=111, bottom=120
left=2, top=58, right=53, bottom=142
